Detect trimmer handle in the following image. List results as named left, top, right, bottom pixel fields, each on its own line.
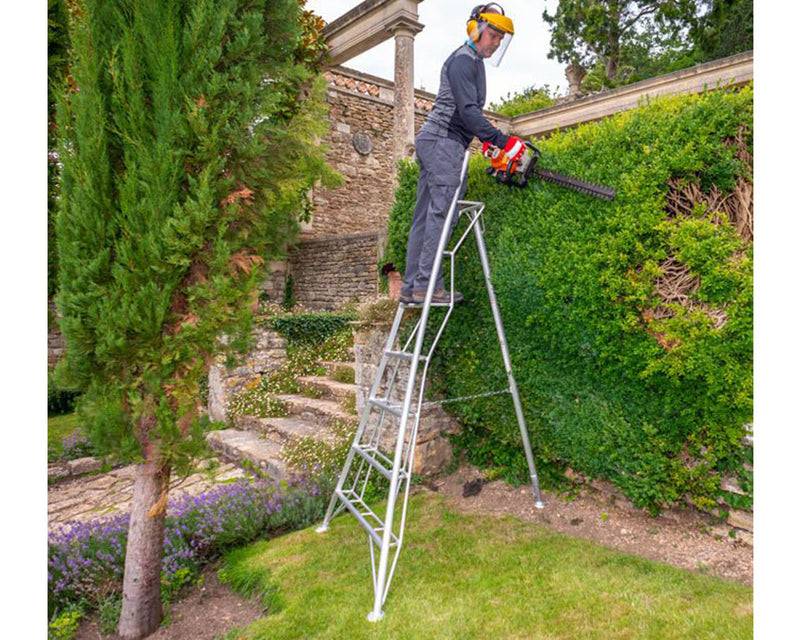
left=484, top=140, right=542, bottom=188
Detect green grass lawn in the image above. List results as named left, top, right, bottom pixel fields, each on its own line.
left=48, top=412, right=82, bottom=451
left=219, top=493, right=752, bottom=640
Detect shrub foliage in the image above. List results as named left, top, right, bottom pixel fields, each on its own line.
left=385, top=86, right=753, bottom=513
left=270, top=311, right=355, bottom=347
left=55, top=0, right=336, bottom=471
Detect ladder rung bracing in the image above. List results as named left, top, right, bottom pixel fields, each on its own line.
left=335, top=489, right=399, bottom=549
left=368, top=398, right=407, bottom=417
left=316, top=148, right=546, bottom=623
left=384, top=350, right=426, bottom=362
left=352, top=444, right=406, bottom=482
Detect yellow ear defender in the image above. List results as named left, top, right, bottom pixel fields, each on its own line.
left=466, top=3, right=514, bottom=42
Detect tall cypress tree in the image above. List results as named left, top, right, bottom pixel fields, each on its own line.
left=55, top=1, right=334, bottom=636
left=48, top=0, right=71, bottom=298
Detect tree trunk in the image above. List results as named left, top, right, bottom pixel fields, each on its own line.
left=606, top=56, right=618, bottom=82
left=118, top=441, right=171, bottom=640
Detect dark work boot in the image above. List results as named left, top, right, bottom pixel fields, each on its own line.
left=411, top=289, right=464, bottom=305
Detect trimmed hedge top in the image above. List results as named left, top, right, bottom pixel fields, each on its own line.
left=385, top=86, right=753, bottom=513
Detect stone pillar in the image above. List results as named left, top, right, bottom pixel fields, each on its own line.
left=389, top=20, right=424, bottom=163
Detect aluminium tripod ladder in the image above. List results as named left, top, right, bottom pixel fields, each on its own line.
left=315, top=148, right=546, bottom=622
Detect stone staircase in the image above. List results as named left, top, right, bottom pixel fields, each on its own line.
left=204, top=315, right=461, bottom=480
left=205, top=359, right=358, bottom=480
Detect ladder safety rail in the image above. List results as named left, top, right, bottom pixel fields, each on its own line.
left=316, top=148, right=546, bottom=622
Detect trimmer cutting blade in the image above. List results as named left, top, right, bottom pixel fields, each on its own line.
left=485, top=141, right=616, bottom=201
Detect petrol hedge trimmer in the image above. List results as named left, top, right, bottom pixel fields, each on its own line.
left=484, top=140, right=616, bottom=201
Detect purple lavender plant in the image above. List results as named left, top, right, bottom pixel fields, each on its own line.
left=48, top=472, right=335, bottom=617
left=49, top=429, right=95, bottom=463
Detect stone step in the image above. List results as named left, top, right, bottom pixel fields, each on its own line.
left=233, top=415, right=340, bottom=447
left=275, top=393, right=357, bottom=426
left=205, top=429, right=287, bottom=480
left=297, top=375, right=357, bottom=402
left=321, top=360, right=356, bottom=381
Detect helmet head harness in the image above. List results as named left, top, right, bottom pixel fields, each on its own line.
left=466, top=3, right=514, bottom=67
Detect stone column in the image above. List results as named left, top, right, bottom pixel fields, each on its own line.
left=565, top=63, right=587, bottom=102
left=389, top=20, right=424, bottom=163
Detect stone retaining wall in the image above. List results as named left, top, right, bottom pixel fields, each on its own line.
left=289, top=230, right=380, bottom=310
left=207, top=327, right=287, bottom=423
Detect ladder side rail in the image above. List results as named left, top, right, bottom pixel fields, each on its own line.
left=397, top=333, right=437, bottom=482
left=367, top=334, right=413, bottom=452
left=366, top=358, right=409, bottom=460
left=369, top=148, right=473, bottom=621
left=471, top=220, right=546, bottom=508
left=386, top=311, right=454, bottom=601
left=403, top=300, right=454, bottom=448
left=385, top=202, right=489, bottom=593
left=318, top=305, right=407, bottom=532
left=379, top=311, right=440, bottom=606
left=384, top=341, right=438, bottom=600
left=379, top=188, right=470, bottom=606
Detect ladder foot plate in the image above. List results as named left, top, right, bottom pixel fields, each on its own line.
left=366, top=610, right=385, bottom=622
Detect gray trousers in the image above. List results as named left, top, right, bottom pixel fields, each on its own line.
left=402, top=133, right=468, bottom=296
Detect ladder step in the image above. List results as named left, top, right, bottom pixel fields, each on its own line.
left=353, top=444, right=406, bottom=483
left=384, top=350, right=427, bottom=362
left=336, top=488, right=398, bottom=550
left=368, top=397, right=406, bottom=417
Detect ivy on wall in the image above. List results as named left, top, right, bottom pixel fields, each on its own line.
left=270, top=311, right=355, bottom=347
left=384, top=86, right=753, bottom=514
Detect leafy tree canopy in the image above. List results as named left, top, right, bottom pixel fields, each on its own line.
left=55, top=1, right=337, bottom=635
left=48, top=0, right=71, bottom=297
left=542, top=0, right=699, bottom=85
left=55, top=0, right=337, bottom=474
left=691, top=0, right=753, bottom=62
left=489, top=85, right=560, bottom=117
left=542, top=0, right=752, bottom=93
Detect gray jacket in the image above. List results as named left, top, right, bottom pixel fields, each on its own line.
left=419, top=43, right=509, bottom=150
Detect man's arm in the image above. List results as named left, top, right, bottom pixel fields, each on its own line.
left=448, top=55, right=508, bottom=146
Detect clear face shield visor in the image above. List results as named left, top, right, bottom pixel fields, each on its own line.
left=473, top=21, right=513, bottom=67
left=484, top=28, right=512, bottom=67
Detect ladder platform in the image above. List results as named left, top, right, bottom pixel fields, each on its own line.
left=336, top=488, right=399, bottom=550
left=353, top=444, right=406, bottom=483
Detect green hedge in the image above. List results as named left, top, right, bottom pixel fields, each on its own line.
left=270, top=311, right=355, bottom=347
left=385, top=86, right=753, bottom=513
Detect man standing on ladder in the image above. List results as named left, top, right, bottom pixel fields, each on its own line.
left=400, top=3, right=526, bottom=306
